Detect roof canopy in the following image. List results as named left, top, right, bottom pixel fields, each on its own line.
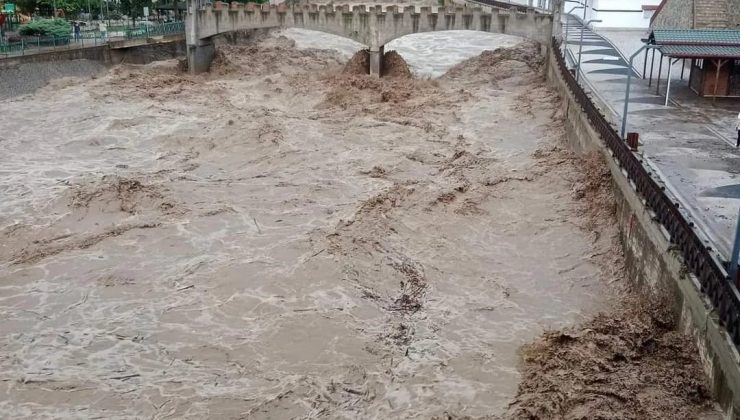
left=647, top=29, right=740, bottom=59
left=650, top=30, right=740, bottom=46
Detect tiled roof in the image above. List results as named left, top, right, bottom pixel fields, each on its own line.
left=659, top=45, right=740, bottom=58
left=651, top=29, right=740, bottom=46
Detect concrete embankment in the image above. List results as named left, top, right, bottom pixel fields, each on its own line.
left=546, top=46, right=740, bottom=418
left=0, top=40, right=185, bottom=99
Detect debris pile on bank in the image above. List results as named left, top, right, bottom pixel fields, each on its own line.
left=511, top=295, right=715, bottom=419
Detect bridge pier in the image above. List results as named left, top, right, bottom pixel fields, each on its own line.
left=369, top=45, right=384, bottom=77
left=187, top=38, right=215, bottom=74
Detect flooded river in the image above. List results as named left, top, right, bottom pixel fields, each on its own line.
left=0, top=30, right=625, bottom=418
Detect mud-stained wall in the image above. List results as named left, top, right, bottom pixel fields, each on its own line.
left=0, top=60, right=107, bottom=99
left=0, top=41, right=186, bottom=99
left=109, top=41, right=186, bottom=64
left=0, top=45, right=110, bottom=70
left=0, top=40, right=186, bottom=70
left=545, top=48, right=740, bottom=418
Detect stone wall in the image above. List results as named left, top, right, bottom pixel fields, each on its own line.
left=651, top=0, right=694, bottom=28
left=729, top=0, right=740, bottom=27
left=695, top=0, right=730, bottom=28
left=653, top=0, right=740, bottom=29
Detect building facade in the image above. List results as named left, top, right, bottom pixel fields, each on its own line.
left=582, top=0, right=662, bottom=29
left=652, top=0, right=740, bottom=29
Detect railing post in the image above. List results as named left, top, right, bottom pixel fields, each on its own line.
left=730, top=208, right=740, bottom=286
left=621, top=45, right=652, bottom=139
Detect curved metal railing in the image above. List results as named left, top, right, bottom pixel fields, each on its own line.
left=551, top=36, right=740, bottom=346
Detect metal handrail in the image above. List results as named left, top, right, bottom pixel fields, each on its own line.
left=124, top=21, right=185, bottom=39
left=470, top=0, right=546, bottom=13
left=551, top=36, right=740, bottom=346
left=0, top=22, right=185, bottom=57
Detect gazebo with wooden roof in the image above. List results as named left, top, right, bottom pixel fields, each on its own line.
left=646, top=29, right=740, bottom=100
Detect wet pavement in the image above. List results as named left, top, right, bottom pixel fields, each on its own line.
left=563, top=14, right=740, bottom=260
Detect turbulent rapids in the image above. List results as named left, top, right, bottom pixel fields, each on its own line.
left=0, top=30, right=716, bottom=419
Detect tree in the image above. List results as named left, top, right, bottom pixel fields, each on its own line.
left=119, top=0, right=152, bottom=19
left=20, top=18, right=70, bottom=36
left=15, top=0, right=39, bottom=15
left=22, top=0, right=102, bottom=17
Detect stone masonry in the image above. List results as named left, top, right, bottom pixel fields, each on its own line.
left=652, top=0, right=740, bottom=29
left=694, top=0, right=730, bottom=28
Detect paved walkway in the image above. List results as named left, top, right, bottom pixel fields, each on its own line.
left=563, top=15, right=740, bottom=260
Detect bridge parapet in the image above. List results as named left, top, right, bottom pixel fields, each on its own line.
left=185, top=2, right=554, bottom=74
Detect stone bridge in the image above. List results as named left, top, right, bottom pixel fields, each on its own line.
left=185, top=2, right=558, bottom=74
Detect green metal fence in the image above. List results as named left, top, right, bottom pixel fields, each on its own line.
left=124, top=21, right=185, bottom=40
left=0, top=21, right=185, bottom=57
left=0, top=35, right=105, bottom=56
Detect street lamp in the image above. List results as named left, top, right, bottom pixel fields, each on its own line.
left=576, top=19, right=602, bottom=81
left=563, top=5, right=584, bottom=59
left=621, top=44, right=658, bottom=138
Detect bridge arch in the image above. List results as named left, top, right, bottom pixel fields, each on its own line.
left=185, top=2, right=556, bottom=74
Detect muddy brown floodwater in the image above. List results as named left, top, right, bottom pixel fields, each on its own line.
left=0, top=34, right=716, bottom=419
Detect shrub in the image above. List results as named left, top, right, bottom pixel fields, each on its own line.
left=19, top=19, right=72, bottom=38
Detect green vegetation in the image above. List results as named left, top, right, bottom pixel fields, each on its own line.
left=19, top=18, right=71, bottom=37
left=16, top=0, right=101, bottom=16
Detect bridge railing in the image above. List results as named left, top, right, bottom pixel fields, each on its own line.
left=0, top=22, right=185, bottom=58
left=551, top=37, right=740, bottom=346
left=472, top=0, right=549, bottom=13
left=124, top=21, right=186, bottom=40
left=0, top=35, right=106, bottom=57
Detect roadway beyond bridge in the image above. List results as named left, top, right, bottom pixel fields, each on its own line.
left=184, top=1, right=558, bottom=74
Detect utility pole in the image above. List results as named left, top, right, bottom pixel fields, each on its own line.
left=621, top=45, right=658, bottom=138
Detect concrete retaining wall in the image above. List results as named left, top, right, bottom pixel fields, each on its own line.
left=0, top=46, right=110, bottom=70
left=546, top=48, right=740, bottom=419
left=109, top=40, right=186, bottom=65
left=0, top=40, right=186, bottom=99
left=0, top=39, right=186, bottom=70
